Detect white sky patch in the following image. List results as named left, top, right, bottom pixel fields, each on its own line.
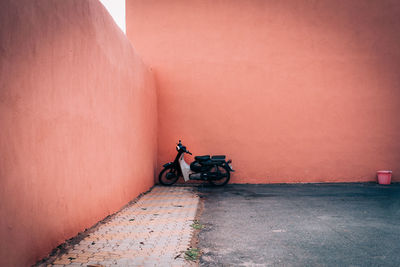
left=99, top=0, right=126, bottom=33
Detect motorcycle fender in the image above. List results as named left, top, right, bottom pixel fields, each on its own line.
left=225, top=161, right=235, bottom=172
left=163, top=162, right=174, bottom=168
left=226, top=165, right=235, bottom=172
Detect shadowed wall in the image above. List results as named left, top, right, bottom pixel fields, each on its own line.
left=0, top=1, right=157, bottom=266
left=127, top=0, right=400, bottom=183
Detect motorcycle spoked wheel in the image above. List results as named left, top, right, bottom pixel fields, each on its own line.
left=159, top=166, right=180, bottom=186
left=208, top=165, right=230, bottom=186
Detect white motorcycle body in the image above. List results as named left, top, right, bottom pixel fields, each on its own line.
left=179, top=153, right=193, bottom=181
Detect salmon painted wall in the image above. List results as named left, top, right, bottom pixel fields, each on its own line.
left=126, top=0, right=400, bottom=183
left=0, top=1, right=157, bottom=266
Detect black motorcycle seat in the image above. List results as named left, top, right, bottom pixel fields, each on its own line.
left=211, top=158, right=225, bottom=163
left=212, top=155, right=226, bottom=160
left=195, top=155, right=210, bottom=161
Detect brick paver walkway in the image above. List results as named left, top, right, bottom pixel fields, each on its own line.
left=39, top=186, right=199, bottom=267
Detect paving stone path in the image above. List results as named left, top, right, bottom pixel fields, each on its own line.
left=39, top=186, right=199, bottom=267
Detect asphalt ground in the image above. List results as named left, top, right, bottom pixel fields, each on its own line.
left=197, top=183, right=400, bottom=267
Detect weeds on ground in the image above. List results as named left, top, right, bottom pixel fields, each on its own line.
left=185, top=248, right=200, bottom=261
left=190, top=220, right=204, bottom=230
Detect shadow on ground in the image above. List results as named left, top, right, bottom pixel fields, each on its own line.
left=197, top=183, right=400, bottom=266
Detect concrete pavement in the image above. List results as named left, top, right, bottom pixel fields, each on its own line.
left=198, top=183, right=400, bottom=266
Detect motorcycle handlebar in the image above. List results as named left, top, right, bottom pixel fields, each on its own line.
left=177, top=141, right=192, bottom=155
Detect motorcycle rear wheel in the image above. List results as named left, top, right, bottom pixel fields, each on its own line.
left=209, top=165, right=230, bottom=186
left=159, top=166, right=180, bottom=186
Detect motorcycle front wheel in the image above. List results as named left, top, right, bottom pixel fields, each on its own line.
left=159, top=166, right=180, bottom=186
left=209, top=165, right=230, bottom=186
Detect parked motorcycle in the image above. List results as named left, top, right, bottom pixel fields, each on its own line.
left=159, top=140, right=234, bottom=186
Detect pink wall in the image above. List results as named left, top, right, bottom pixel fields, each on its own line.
left=0, top=1, right=157, bottom=266
left=126, top=0, right=400, bottom=184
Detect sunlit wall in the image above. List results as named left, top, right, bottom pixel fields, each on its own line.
left=127, top=0, right=400, bottom=183
left=0, top=1, right=157, bottom=266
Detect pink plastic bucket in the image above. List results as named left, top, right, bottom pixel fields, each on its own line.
left=377, top=170, right=392, bottom=185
